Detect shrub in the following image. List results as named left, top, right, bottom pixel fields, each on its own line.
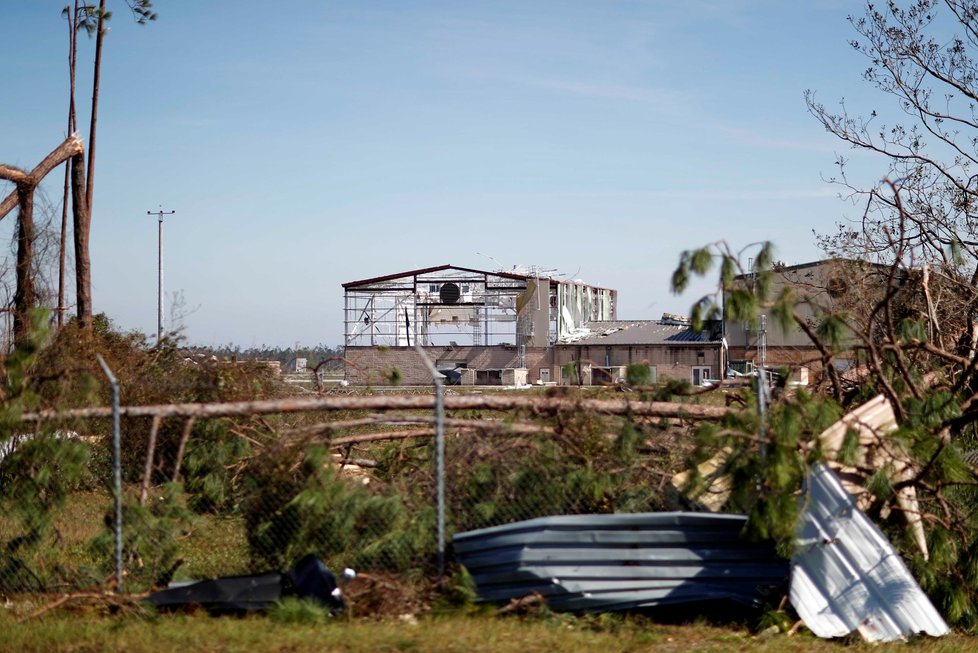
left=240, top=445, right=432, bottom=572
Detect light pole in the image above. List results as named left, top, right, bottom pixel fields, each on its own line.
left=146, top=206, right=174, bottom=341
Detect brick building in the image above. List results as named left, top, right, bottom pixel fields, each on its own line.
left=725, top=258, right=889, bottom=383
left=343, top=264, right=723, bottom=386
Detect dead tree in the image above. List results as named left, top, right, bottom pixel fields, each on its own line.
left=58, top=1, right=82, bottom=328
left=0, top=135, right=85, bottom=342
left=71, top=1, right=157, bottom=330
left=71, top=150, right=91, bottom=327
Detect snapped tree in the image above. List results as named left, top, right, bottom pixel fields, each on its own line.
left=0, top=136, right=86, bottom=343
left=673, top=239, right=978, bottom=626
left=57, top=1, right=157, bottom=330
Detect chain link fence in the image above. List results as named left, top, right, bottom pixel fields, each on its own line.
left=0, top=385, right=700, bottom=600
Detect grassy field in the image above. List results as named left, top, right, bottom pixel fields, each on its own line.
left=1, top=609, right=974, bottom=653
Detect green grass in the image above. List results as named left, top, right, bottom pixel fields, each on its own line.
left=177, top=514, right=251, bottom=580
left=3, top=486, right=251, bottom=590
left=0, top=611, right=973, bottom=653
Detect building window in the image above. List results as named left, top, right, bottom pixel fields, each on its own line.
left=728, top=360, right=753, bottom=376
left=692, top=366, right=712, bottom=386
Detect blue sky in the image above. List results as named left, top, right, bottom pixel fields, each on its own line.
left=3, top=1, right=887, bottom=346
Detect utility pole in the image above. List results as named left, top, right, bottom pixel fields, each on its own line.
left=146, top=206, right=175, bottom=341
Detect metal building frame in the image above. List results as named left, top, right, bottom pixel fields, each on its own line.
left=343, top=265, right=531, bottom=347
left=343, top=264, right=618, bottom=349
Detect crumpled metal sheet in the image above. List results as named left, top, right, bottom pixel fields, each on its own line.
left=790, top=463, right=949, bottom=642
left=673, top=394, right=928, bottom=561
left=454, top=512, right=788, bottom=613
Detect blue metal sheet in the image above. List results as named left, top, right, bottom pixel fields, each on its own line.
left=453, top=512, right=788, bottom=612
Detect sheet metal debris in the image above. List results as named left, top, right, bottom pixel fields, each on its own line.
left=146, top=554, right=347, bottom=614
left=453, top=512, right=788, bottom=613
left=671, top=394, right=929, bottom=559
left=790, top=463, right=949, bottom=642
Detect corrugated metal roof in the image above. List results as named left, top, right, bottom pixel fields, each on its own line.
left=790, top=463, right=949, bottom=642
left=556, top=320, right=721, bottom=346
left=454, top=512, right=788, bottom=612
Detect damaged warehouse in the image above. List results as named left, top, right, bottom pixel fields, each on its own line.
left=342, top=264, right=724, bottom=385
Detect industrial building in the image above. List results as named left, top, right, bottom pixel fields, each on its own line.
left=725, top=258, right=889, bottom=383
left=342, top=264, right=723, bottom=386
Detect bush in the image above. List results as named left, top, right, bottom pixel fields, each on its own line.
left=89, top=482, right=194, bottom=592
left=240, top=445, right=432, bottom=572
left=183, top=420, right=251, bottom=514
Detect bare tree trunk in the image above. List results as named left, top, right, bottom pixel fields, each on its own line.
left=58, top=170, right=70, bottom=328
left=20, top=393, right=731, bottom=422
left=0, top=136, right=85, bottom=219
left=85, top=0, right=105, bottom=217
left=58, top=1, right=80, bottom=329
left=71, top=151, right=92, bottom=328
left=69, top=0, right=106, bottom=331
left=13, top=188, right=35, bottom=344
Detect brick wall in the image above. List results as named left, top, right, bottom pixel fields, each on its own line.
left=552, top=344, right=723, bottom=384
left=344, top=343, right=723, bottom=386
left=345, top=346, right=554, bottom=385
left=728, top=345, right=829, bottom=384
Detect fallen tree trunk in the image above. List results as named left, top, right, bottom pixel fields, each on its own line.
left=21, top=394, right=729, bottom=423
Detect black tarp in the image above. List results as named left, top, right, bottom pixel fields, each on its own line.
left=146, top=554, right=344, bottom=614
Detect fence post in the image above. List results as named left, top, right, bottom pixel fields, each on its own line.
left=97, top=355, right=124, bottom=593
left=414, top=343, right=445, bottom=577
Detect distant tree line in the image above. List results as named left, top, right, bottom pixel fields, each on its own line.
left=185, top=344, right=345, bottom=372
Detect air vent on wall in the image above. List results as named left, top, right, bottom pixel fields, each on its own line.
left=439, top=282, right=461, bottom=304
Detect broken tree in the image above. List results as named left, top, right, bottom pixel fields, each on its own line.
left=0, top=135, right=86, bottom=342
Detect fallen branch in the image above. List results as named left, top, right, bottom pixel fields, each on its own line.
left=327, top=418, right=557, bottom=446
left=331, top=429, right=432, bottom=445
left=22, top=394, right=729, bottom=422
left=139, top=415, right=162, bottom=506
left=0, top=134, right=85, bottom=219
left=17, top=590, right=146, bottom=622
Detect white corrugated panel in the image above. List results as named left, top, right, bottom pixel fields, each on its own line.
left=790, top=463, right=949, bottom=642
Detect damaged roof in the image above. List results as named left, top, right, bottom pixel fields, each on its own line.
left=557, top=320, right=722, bottom=346
left=342, top=264, right=530, bottom=288
left=342, top=264, right=616, bottom=292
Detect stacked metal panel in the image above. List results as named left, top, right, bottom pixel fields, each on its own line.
left=453, top=512, right=788, bottom=612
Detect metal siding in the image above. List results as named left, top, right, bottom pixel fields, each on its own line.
left=790, top=464, right=949, bottom=642
left=454, top=512, right=788, bottom=612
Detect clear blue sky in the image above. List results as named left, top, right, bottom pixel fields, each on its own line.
left=3, top=1, right=888, bottom=347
